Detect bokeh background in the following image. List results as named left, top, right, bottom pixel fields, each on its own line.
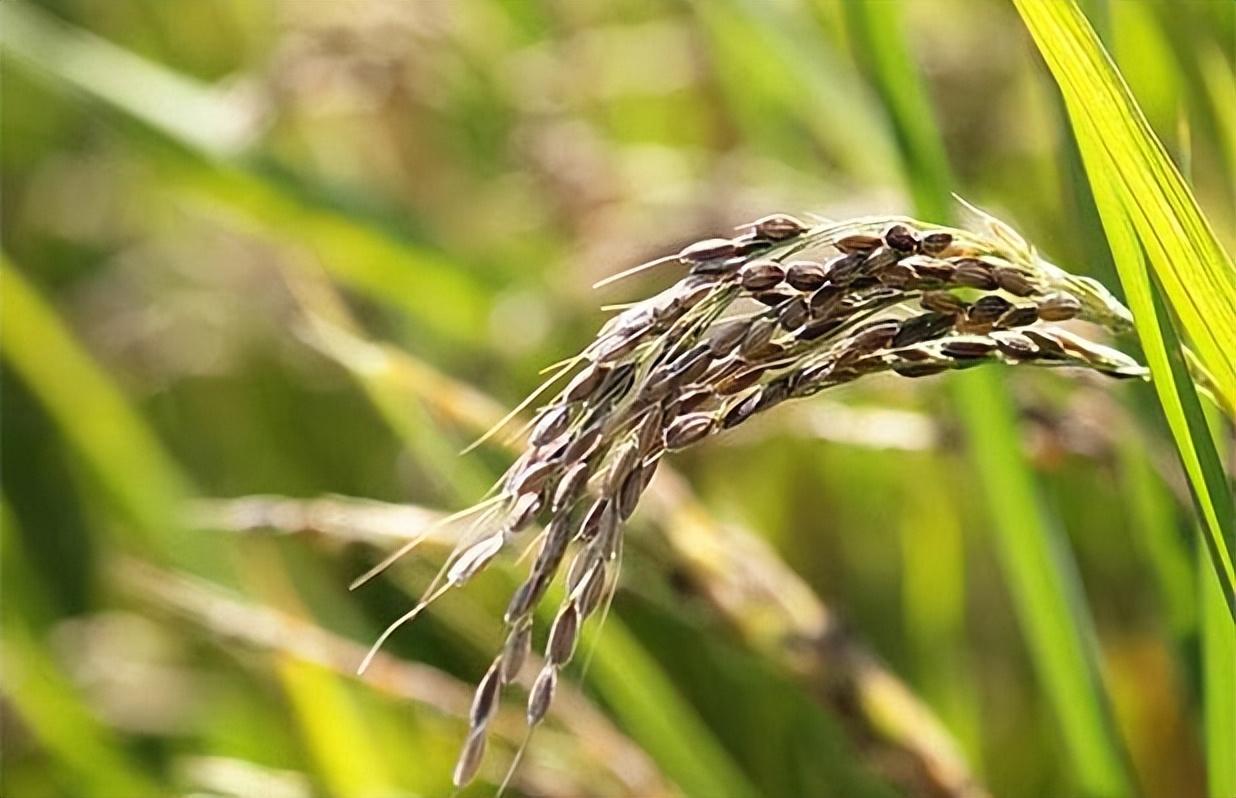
left=3, top=1, right=1234, bottom=797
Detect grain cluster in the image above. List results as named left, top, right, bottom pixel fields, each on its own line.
left=363, top=204, right=1145, bottom=789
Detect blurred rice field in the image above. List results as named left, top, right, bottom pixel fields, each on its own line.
left=2, top=1, right=1234, bottom=797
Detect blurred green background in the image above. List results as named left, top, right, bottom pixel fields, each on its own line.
left=3, top=1, right=1233, bottom=797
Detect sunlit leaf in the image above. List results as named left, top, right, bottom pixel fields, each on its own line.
left=847, top=4, right=1132, bottom=793
left=1013, top=0, right=1236, bottom=621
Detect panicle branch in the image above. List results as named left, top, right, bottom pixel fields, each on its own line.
left=367, top=203, right=1146, bottom=789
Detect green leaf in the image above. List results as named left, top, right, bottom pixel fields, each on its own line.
left=0, top=503, right=160, bottom=798
left=1202, top=540, right=1236, bottom=798
left=0, top=260, right=400, bottom=796
left=1014, top=0, right=1236, bottom=412
left=0, top=1, right=493, bottom=350
left=1116, top=435, right=1195, bottom=639
left=0, top=1, right=253, bottom=158
left=581, top=617, right=762, bottom=798
left=954, top=369, right=1133, bottom=797
left=276, top=659, right=393, bottom=798
left=840, top=0, right=952, bottom=222
left=846, top=4, right=1132, bottom=793
left=693, top=0, right=898, bottom=183
left=1013, top=0, right=1236, bottom=621
left=0, top=261, right=195, bottom=558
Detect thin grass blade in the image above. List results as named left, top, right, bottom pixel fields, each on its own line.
left=845, top=5, right=1132, bottom=792
left=1014, top=0, right=1236, bottom=413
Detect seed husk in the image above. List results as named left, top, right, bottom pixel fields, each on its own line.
left=598, top=362, right=636, bottom=399
left=527, top=665, right=558, bottom=725
left=500, top=621, right=532, bottom=684
left=738, top=319, right=777, bottom=359
left=501, top=580, right=536, bottom=625
left=850, top=320, right=901, bottom=353
left=575, top=561, right=608, bottom=615
left=672, top=387, right=713, bottom=415
left=638, top=457, right=659, bottom=491
left=452, top=727, right=488, bottom=787
left=809, top=285, right=845, bottom=315
left=564, top=363, right=606, bottom=402
left=952, top=258, right=997, bottom=290
left=885, top=224, right=919, bottom=252
left=757, top=378, right=790, bottom=410
left=691, top=256, right=744, bottom=276
left=825, top=252, right=868, bottom=286
left=920, top=231, right=954, bottom=256
left=602, top=440, right=640, bottom=494
left=799, top=317, right=844, bottom=341
left=908, top=258, right=956, bottom=283
left=997, top=305, right=1040, bottom=328
left=896, top=345, right=933, bottom=361
left=968, top=295, right=1014, bottom=324
left=941, top=339, right=997, bottom=359
left=747, top=340, right=788, bottom=361
left=676, top=276, right=719, bottom=308
left=594, top=331, right=643, bottom=363
left=920, top=290, right=969, bottom=316
left=993, top=330, right=1039, bottom=359
left=552, top=461, right=590, bottom=511
left=678, top=237, right=737, bottom=264
left=665, top=413, right=715, bottom=449
left=777, top=296, right=810, bottom=331
left=849, top=285, right=902, bottom=312
left=508, top=459, right=557, bottom=496
left=717, top=366, right=766, bottom=394
left=670, top=344, right=713, bottom=387
left=785, top=260, right=829, bottom=291
left=448, top=532, right=506, bottom=586
left=578, top=496, right=618, bottom=546
left=530, top=405, right=571, bottom=446
left=862, top=246, right=899, bottom=272
left=722, top=389, right=763, bottom=429
left=470, top=661, right=502, bottom=728
left=564, top=425, right=603, bottom=462
left=753, top=213, right=807, bottom=241
left=707, top=318, right=749, bottom=355
left=739, top=260, right=785, bottom=292
left=634, top=406, right=664, bottom=454
left=548, top=602, right=581, bottom=664
left=533, top=432, right=570, bottom=463
left=892, top=312, right=953, bottom=347
left=598, top=502, right=623, bottom=559
left=534, top=514, right=572, bottom=570
left=993, top=267, right=1037, bottom=297
left=608, top=306, right=656, bottom=338
left=1037, top=292, right=1082, bottom=321
left=643, top=363, right=679, bottom=401
left=567, top=544, right=602, bottom=593
left=795, top=362, right=834, bottom=393
left=617, top=463, right=645, bottom=519
left=1042, top=328, right=1099, bottom=360
left=1023, top=329, right=1069, bottom=358
left=876, top=262, right=916, bottom=288
left=733, top=235, right=774, bottom=257
left=646, top=293, right=683, bottom=326
left=835, top=233, right=882, bottom=254
left=508, top=492, right=543, bottom=532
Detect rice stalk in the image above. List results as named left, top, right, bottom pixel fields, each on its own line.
left=355, top=202, right=1145, bottom=788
